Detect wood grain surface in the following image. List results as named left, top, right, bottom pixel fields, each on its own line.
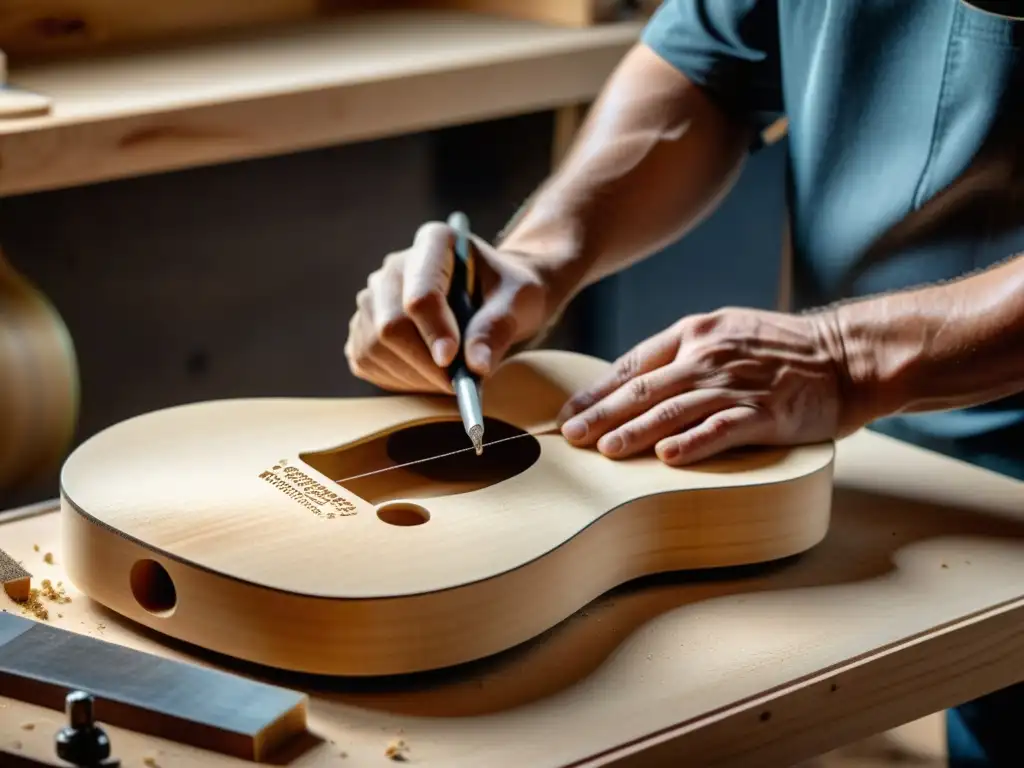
left=0, top=12, right=641, bottom=196
left=1, top=429, right=1021, bottom=766
left=60, top=349, right=835, bottom=676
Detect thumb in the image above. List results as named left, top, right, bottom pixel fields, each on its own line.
left=463, top=289, right=520, bottom=377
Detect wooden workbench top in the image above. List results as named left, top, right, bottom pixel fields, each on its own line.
left=1, top=430, right=1023, bottom=767
left=0, top=11, right=641, bottom=198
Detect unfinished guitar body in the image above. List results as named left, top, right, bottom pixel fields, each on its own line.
left=60, top=350, right=834, bottom=676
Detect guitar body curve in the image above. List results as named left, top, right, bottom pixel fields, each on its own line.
left=60, top=350, right=834, bottom=676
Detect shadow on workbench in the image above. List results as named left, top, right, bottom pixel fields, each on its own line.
left=83, top=481, right=1024, bottom=725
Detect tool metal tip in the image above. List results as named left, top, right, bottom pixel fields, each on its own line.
left=469, top=425, right=484, bottom=456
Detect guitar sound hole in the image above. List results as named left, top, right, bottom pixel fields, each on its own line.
left=384, top=417, right=538, bottom=482
left=302, top=416, right=541, bottom=505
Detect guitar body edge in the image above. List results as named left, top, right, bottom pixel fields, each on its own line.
left=60, top=455, right=833, bottom=677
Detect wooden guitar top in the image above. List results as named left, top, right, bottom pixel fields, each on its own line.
left=60, top=350, right=835, bottom=676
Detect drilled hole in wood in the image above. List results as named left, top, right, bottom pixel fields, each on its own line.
left=376, top=501, right=430, bottom=527
left=129, top=559, right=177, bottom=617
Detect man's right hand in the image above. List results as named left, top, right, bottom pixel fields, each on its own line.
left=345, top=221, right=555, bottom=394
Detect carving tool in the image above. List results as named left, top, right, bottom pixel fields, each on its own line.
left=446, top=211, right=485, bottom=456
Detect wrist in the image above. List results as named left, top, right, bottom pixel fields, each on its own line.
left=809, top=302, right=907, bottom=432
left=497, top=193, right=591, bottom=320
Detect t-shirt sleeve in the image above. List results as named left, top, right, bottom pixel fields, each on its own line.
left=641, top=0, right=783, bottom=142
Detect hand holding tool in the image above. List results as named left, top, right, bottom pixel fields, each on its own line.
left=445, top=211, right=485, bottom=455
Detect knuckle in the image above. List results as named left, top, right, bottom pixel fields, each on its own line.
left=565, top=393, right=593, bottom=415
left=481, top=312, right=518, bottom=347
left=628, top=376, right=651, bottom=403
left=702, top=413, right=735, bottom=440
left=653, top=401, right=681, bottom=427
left=584, top=406, right=607, bottom=430
left=375, top=314, right=411, bottom=344
left=355, top=287, right=372, bottom=311
left=382, top=250, right=405, bottom=270
left=367, top=268, right=385, bottom=292
left=414, top=220, right=450, bottom=244
left=403, top=288, right=443, bottom=318
left=614, top=352, right=640, bottom=383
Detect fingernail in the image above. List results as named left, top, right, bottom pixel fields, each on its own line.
left=467, top=343, right=491, bottom=373
left=659, top=442, right=680, bottom=460
left=599, top=434, right=623, bottom=456
left=432, top=339, right=456, bottom=367
left=562, top=418, right=586, bottom=442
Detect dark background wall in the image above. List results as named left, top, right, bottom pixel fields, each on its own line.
left=0, top=109, right=786, bottom=509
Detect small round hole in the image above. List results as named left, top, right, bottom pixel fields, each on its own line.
left=377, top=501, right=430, bottom=527
left=129, top=559, right=177, bottom=616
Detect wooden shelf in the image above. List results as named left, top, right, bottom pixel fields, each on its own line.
left=0, top=11, right=641, bottom=197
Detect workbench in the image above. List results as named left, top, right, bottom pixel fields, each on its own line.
left=1, top=429, right=1022, bottom=767
left=0, top=11, right=642, bottom=197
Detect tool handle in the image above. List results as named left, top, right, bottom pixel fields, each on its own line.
left=445, top=211, right=480, bottom=380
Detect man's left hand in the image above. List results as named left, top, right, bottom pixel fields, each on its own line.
left=557, top=307, right=859, bottom=466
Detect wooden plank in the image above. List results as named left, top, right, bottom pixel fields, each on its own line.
left=0, top=0, right=638, bottom=64
left=2, top=431, right=1023, bottom=767
left=423, top=0, right=623, bottom=28
left=0, top=0, right=371, bottom=63
left=0, top=611, right=310, bottom=762
left=0, top=12, right=641, bottom=197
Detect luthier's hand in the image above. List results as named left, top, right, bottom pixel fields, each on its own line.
left=556, top=307, right=865, bottom=466
left=345, top=221, right=554, bottom=393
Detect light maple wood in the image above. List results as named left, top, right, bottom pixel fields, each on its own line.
left=426, top=0, right=623, bottom=27
left=0, top=1, right=628, bottom=64
left=60, top=349, right=834, bottom=676
left=4, top=431, right=1023, bottom=766
left=0, top=12, right=641, bottom=197
left=0, top=249, right=79, bottom=493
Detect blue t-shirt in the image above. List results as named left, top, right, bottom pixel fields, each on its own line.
left=643, top=0, right=1024, bottom=480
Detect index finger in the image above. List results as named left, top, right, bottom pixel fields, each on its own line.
left=402, top=222, right=461, bottom=367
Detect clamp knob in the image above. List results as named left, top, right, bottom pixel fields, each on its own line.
left=55, top=691, right=120, bottom=767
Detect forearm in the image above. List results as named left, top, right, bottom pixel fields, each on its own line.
left=822, top=253, right=1024, bottom=426
left=498, top=42, right=754, bottom=313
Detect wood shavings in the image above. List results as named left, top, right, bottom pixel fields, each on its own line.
left=18, top=588, right=48, bottom=621
left=40, top=579, right=71, bottom=604
left=385, top=739, right=410, bottom=761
